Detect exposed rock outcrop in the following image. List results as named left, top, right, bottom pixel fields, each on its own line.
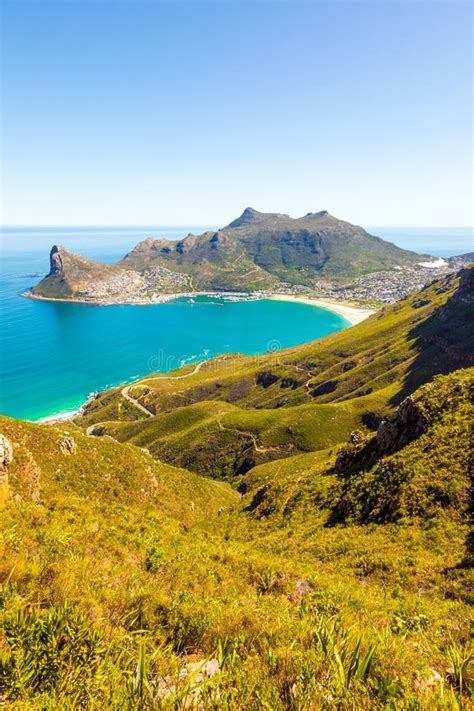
left=335, top=394, right=427, bottom=474
left=0, top=436, right=41, bottom=503
left=49, top=245, right=64, bottom=276
left=0, top=434, right=13, bottom=499
left=0, top=433, right=13, bottom=472
left=334, top=430, right=373, bottom=474
left=157, top=658, right=221, bottom=700
left=256, top=371, right=279, bottom=388
left=376, top=396, right=426, bottom=454
left=59, top=436, right=77, bottom=455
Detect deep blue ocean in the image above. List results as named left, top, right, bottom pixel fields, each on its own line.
left=1, top=226, right=472, bottom=422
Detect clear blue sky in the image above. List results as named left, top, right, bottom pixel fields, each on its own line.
left=1, top=0, right=472, bottom=227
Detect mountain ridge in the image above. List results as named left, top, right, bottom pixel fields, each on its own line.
left=30, top=208, right=430, bottom=301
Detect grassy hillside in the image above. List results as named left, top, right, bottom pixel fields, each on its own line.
left=120, top=230, right=278, bottom=292
left=3, top=267, right=473, bottom=708
left=86, top=391, right=389, bottom=479
left=1, top=369, right=472, bottom=708
left=78, top=268, right=473, bottom=479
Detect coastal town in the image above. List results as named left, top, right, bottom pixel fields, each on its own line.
left=271, top=254, right=473, bottom=307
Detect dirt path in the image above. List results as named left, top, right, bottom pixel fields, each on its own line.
left=120, top=360, right=206, bottom=417
left=216, top=414, right=280, bottom=454
left=140, top=360, right=205, bottom=385
left=121, top=386, right=155, bottom=416
left=86, top=361, right=208, bottom=434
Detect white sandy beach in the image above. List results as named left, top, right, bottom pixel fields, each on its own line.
left=266, top=294, right=375, bottom=325
left=38, top=409, right=80, bottom=424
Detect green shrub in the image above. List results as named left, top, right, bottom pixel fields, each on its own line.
left=0, top=606, right=104, bottom=703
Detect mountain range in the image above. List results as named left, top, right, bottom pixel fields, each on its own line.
left=30, top=209, right=429, bottom=301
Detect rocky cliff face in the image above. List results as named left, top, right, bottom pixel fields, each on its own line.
left=0, top=434, right=13, bottom=478
left=376, top=396, right=426, bottom=454
left=333, top=368, right=473, bottom=524
left=453, top=265, right=474, bottom=303
left=31, top=243, right=191, bottom=302
left=49, top=245, right=64, bottom=276
left=335, top=394, right=427, bottom=475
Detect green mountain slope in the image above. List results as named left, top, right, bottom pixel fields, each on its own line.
left=4, top=267, right=473, bottom=708
left=30, top=209, right=427, bottom=300
left=240, top=368, right=473, bottom=528
left=0, top=415, right=235, bottom=519
left=1, top=370, right=472, bottom=708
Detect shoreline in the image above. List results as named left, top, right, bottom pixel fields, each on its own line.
left=265, top=294, right=374, bottom=325
left=26, top=292, right=374, bottom=424
left=24, top=290, right=220, bottom=307
left=36, top=391, right=99, bottom=425
left=39, top=409, right=81, bottom=424
left=24, top=289, right=375, bottom=324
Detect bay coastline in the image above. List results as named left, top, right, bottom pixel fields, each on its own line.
left=32, top=293, right=373, bottom=424
left=24, top=288, right=374, bottom=325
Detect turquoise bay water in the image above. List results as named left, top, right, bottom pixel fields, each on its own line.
left=0, top=227, right=349, bottom=421
left=1, top=226, right=471, bottom=422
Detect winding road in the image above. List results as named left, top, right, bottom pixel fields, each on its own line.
left=123, top=360, right=206, bottom=418
left=86, top=360, right=206, bottom=435
left=87, top=360, right=283, bottom=457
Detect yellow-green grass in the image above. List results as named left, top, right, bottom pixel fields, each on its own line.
left=2, top=270, right=473, bottom=708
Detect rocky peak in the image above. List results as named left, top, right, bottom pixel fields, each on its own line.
left=131, top=237, right=162, bottom=253
left=49, top=245, right=65, bottom=276
left=305, top=210, right=330, bottom=219
left=227, top=207, right=266, bottom=228
left=226, top=207, right=289, bottom=229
